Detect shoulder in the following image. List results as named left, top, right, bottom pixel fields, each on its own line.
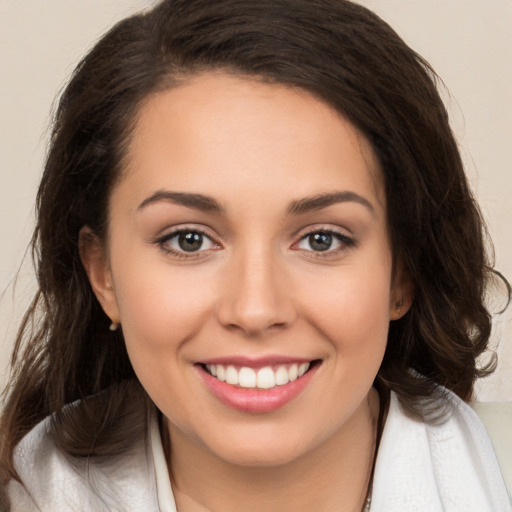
left=371, top=390, right=512, bottom=511
left=7, top=399, right=160, bottom=511
left=8, top=415, right=87, bottom=511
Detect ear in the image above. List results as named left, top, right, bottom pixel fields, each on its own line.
left=389, top=262, right=414, bottom=321
left=79, top=226, right=120, bottom=326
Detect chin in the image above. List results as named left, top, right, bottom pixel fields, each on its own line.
left=218, top=445, right=307, bottom=469
left=200, top=423, right=321, bottom=469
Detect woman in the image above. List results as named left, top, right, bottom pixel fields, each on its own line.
left=0, top=0, right=510, bottom=510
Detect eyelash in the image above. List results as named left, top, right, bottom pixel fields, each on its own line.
left=154, top=226, right=356, bottom=260
left=293, top=228, right=357, bottom=258
left=154, top=227, right=220, bottom=260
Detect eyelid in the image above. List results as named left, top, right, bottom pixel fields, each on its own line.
left=291, top=225, right=357, bottom=254
left=154, top=224, right=222, bottom=258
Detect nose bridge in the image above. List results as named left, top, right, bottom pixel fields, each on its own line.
left=216, top=241, right=295, bottom=335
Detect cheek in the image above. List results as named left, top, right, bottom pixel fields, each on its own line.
left=111, top=260, right=217, bottom=416
left=297, top=253, right=392, bottom=374
left=311, top=292, right=390, bottom=374
left=304, top=266, right=391, bottom=337
left=111, top=250, right=216, bottom=354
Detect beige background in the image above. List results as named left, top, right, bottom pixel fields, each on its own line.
left=1, top=0, right=510, bottom=401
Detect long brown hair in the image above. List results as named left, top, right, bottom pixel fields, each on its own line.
left=1, top=0, right=509, bottom=490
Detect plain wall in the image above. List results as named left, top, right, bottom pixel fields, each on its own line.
left=1, top=0, right=511, bottom=400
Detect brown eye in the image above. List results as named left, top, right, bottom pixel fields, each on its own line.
left=295, top=229, right=355, bottom=254
left=159, top=229, right=217, bottom=255
left=178, top=232, right=204, bottom=252
left=308, top=232, right=333, bottom=252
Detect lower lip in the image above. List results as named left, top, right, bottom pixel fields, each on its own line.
left=197, top=364, right=319, bottom=413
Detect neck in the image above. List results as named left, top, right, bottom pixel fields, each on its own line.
left=163, top=389, right=381, bottom=512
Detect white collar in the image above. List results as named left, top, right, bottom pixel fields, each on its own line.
left=149, top=391, right=511, bottom=511
left=371, top=391, right=511, bottom=511
left=150, top=413, right=178, bottom=512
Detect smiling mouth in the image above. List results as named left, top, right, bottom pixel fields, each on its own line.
left=200, top=361, right=320, bottom=390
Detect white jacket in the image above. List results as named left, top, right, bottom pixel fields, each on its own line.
left=7, top=390, right=511, bottom=511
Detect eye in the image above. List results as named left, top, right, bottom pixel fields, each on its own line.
left=158, top=229, right=218, bottom=255
left=295, top=230, right=355, bottom=253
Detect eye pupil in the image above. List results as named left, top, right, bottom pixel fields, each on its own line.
left=309, top=232, right=332, bottom=251
left=178, top=232, right=203, bottom=252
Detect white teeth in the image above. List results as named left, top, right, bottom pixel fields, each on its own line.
left=225, top=365, right=238, bottom=385
left=216, top=365, right=226, bottom=382
left=206, top=362, right=312, bottom=389
left=256, top=367, right=276, bottom=389
left=288, top=364, right=298, bottom=382
left=275, top=366, right=289, bottom=385
left=298, top=363, right=309, bottom=377
left=239, top=367, right=257, bottom=388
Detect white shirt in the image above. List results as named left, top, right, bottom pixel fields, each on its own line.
left=8, top=390, right=511, bottom=511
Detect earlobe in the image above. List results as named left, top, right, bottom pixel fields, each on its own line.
left=390, top=295, right=407, bottom=320
left=79, top=226, right=120, bottom=326
left=390, top=292, right=413, bottom=321
left=390, top=266, right=414, bottom=321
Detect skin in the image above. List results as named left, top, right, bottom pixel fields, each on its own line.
left=81, top=73, right=411, bottom=512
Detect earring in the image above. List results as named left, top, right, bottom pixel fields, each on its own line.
left=395, top=297, right=404, bottom=317
left=109, top=322, right=120, bottom=331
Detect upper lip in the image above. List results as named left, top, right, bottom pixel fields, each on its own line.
left=199, top=355, right=316, bottom=368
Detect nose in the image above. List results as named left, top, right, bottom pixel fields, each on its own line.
left=215, top=247, right=297, bottom=337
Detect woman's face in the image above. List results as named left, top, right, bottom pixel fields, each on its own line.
left=85, top=73, right=406, bottom=467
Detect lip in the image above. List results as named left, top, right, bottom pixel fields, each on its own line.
left=199, top=355, right=313, bottom=369
left=197, top=360, right=320, bottom=413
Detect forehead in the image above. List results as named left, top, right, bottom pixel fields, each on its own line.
left=118, top=72, right=385, bottom=213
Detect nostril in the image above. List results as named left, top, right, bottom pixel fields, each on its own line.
left=214, top=263, right=298, bottom=335
left=216, top=297, right=297, bottom=335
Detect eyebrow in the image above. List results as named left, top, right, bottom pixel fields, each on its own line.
left=137, top=189, right=374, bottom=216
left=137, top=190, right=224, bottom=213
left=287, top=191, right=375, bottom=216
